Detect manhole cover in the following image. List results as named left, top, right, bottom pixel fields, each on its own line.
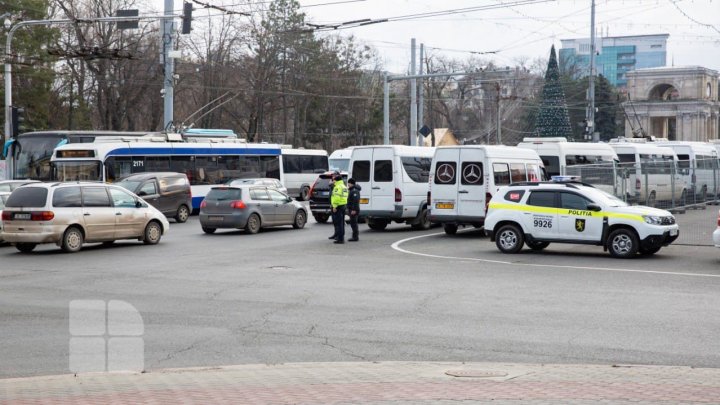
left=268, top=266, right=292, bottom=270
left=445, top=370, right=508, bottom=378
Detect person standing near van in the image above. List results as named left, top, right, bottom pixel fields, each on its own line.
left=347, top=178, right=361, bottom=242
left=330, top=172, right=348, bottom=244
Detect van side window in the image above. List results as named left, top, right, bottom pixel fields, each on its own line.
left=527, top=191, right=556, bottom=208
left=434, top=162, right=456, bottom=184
left=526, top=164, right=542, bottom=182
left=676, top=154, right=690, bottom=169
left=109, top=188, right=137, bottom=208
left=460, top=162, right=483, bottom=185
left=139, top=181, right=157, bottom=196
left=493, top=163, right=511, bottom=185
left=510, top=163, right=527, bottom=183
left=82, top=187, right=112, bottom=207
left=401, top=157, right=431, bottom=183
left=540, top=156, right=560, bottom=177
left=617, top=153, right=635, bottom=163
left=352, top=161, right=370, bottom=182
left=374, top=160, right=393, bottom=182
left=52, top=186, right=82, bottom=207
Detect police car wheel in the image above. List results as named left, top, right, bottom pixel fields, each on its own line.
left=607, top=228, right=639, bottom=258
left=526, top=241, right=550, bottom=251
left=495, top=224, right=524, bottom=254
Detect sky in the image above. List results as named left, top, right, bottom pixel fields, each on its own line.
left=149, top=0, right=720, bottom=74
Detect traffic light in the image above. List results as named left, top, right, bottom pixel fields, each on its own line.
left=10, top=106, right=26, bottom=138
left=181, top=2, right=193, bottom=34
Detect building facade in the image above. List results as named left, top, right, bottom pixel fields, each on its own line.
left=623, top=66, right=720, bottom=141
left=559, top=34, right=668, bottom=87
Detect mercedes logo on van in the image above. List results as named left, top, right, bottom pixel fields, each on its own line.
left=462, top=164, right=482, bottom=184
left=436, top=164, right=455, bottom=183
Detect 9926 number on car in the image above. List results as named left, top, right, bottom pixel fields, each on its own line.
left=533, top=218, right=552, bottom=228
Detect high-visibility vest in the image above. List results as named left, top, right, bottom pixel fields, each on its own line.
left=331, top=180, right=348, bottom=207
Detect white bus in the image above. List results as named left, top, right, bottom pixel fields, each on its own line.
left=50, top=136, right=282, bottom=210
left=655, top=141, right=718, bottom=202
left=280, top=148, right=328, bottom=200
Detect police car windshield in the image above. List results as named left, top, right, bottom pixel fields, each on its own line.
left=584, top=187, right=628, bottom=207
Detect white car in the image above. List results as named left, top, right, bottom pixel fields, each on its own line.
left=484, top=177, right=680, bottom=258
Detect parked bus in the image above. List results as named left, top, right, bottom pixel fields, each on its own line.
left=3, top=129, right=239, bottom=181
left=654, top=141, right=718, bottom=202
left=50, top=136, right=282, bottom=210
left=280, top=147, right=328, bottom=200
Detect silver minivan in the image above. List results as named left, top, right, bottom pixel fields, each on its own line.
left=1, top=182, right=170, bottom=253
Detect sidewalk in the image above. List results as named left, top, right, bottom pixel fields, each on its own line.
left=2, top=361, right=720, bottom=404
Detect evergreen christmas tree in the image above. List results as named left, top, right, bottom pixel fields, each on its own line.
left=535, top=45, right=573, bottom=138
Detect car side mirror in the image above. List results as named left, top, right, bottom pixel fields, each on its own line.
left=587, top=203, right=601, bottom=212
left=135, top=200, right=143, bottom=208
left=138, top=191, right=147, bottom=196
left=285, top=197, right=293, bottom=203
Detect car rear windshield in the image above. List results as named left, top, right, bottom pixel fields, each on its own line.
left=206, top=188, right=242, bottom=201
left=5, top=187, right=48, bottom=208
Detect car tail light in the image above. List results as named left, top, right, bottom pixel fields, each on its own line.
left=485, top=192, right=492, bottom=213
left=395, top=188, right=402, bottom=202
left=230, top=200, right=246, bottom=209
left=31, top=211, right=54, bottom=221
left=200, top=200, right=207, bottom=209
left=635, top=178, right=641, bottom=190
left=308, top=180, right=317, bottom=198
left=1, top=211, right=10, bottom=221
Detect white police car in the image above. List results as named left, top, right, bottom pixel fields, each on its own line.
left=484, top=177, right=679, bottom=258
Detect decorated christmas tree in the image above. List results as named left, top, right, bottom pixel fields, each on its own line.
left=535, top=45, right=573, bottom=138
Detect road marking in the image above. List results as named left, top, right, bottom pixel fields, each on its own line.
left=391, top=231, right=720, bottom=279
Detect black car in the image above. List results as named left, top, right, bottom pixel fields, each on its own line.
left=308, top=171, right=347, bottom=223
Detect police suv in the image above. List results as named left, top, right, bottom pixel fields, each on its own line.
left=484, top=177, right=680, bottom=258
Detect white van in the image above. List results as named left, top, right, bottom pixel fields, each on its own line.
left=328, top=147, right=353, bottom=172
left=349, top=145, right=435, bottom=230
left=429, top=145, right=544, bottom=235
left=609, top=140, right=687, bottom=207
left=654, top=141, right=718, bottom=202
left=516, top=137, right=620, bottom=195
left=280, top=148, right=329, bottom=200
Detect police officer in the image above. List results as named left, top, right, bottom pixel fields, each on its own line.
left=347, top=178, right=361, bottom=242
left=330, top=171, right=348, bottom=244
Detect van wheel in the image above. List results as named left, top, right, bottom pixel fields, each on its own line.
left=607, top=228, right=639, bottom=258
left=15, top=243, right=36, bottom=253
left=313, top=213, right=329, bottom=223
left=526, top=241, right=550, bottom=251
left=495, top=224, right=524, bottom=254
left=646, top=191, right=656, bottom=208
left=300, top=186, right=310, bottom=201
left=412, top=208, right=431, bottom=230
left=143, top=221, right=163, bottom=245
left=246, top=213, right=261, bottom=234
left=367, top=219, right=388, bottom=231
left=443, top=224, right=458, bottom=235
left=202, top=227, right=216, bottom=234
left=175, top=205, right=190, bottom=223
left=293, top=210, right=307, bottom=229
left=61, top=227, right=84, bottom=253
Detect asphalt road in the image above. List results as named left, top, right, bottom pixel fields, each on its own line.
left=1, top=213, right=720, bottom=378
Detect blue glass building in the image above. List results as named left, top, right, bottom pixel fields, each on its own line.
left=559, top=34, right=669, bottom=87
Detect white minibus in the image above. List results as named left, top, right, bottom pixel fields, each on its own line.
left=429, top=145, right=544, bottom=235
left=655, top=141, right=718, bottom=202
left=349, top=145, right=435, bottom=230
left=280, top=148, right=328, bottom=200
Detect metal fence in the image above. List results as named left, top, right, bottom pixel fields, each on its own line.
left=566, top=158, right=719, bottom=246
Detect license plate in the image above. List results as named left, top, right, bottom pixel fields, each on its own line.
left=436, top=203, right=454, bottom=209
left=320, top=191, right=329, bottom=196
left=670, top=228, right=678, bottom=236
left=208, top=216, right=224, bottom=221
left=360, top=198, right=369, bottom=204
left=13, top=213, right=31, bottom=220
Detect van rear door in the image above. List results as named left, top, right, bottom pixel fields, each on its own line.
left=350, top=148, right=373, bottom=211
left=430, top=148, right=460, bottom=216
left=458, top=148, right=486, bottom=217
left=371, top=147, right=395, bottom=212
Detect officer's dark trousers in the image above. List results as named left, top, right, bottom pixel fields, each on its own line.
left=332, top=205, right=346, bottom=241
left=349, top=211, right=359, bottom=239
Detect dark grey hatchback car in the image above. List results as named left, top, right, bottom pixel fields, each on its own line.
left=199, top=185, right=307, bottom=234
